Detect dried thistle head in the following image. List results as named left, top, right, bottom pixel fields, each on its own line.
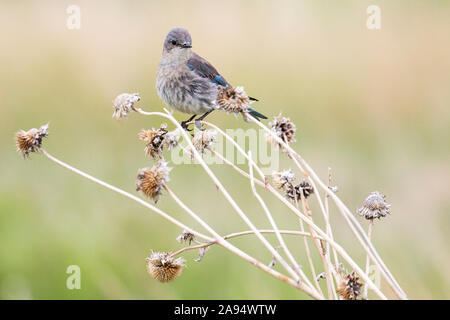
left=146, top=251, right=185, bottom=283
left=136, top=162, right=171, bottom=202
left=358, top=191, right=391, bottom=220
left=272, top=170, right=295, bottom=190
left=337, top=271, right=363, bottom=300
left=164, top=128, right=182, bottom=150
left=176, top=230, right=195, bottom=245
left=266, top=114, right=296, bottom=148
left=217, top=86, right=253, bottom=122
left=190, top=130, right=217, bottom=157
left=286, top=179, right=314, bottom=202
left=112, top=93, right=140, bottom=119
left=15, top=124, right=49, bottom=157
left=138, top=124, right=168, bottom=159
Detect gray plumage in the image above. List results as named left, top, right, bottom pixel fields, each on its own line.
left=156, top=27, right=267, bottom=122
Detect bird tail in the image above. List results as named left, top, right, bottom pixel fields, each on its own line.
left=248, top=107, right=268, bottom=121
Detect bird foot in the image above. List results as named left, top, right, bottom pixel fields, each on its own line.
left=180, top=120, right=193, bottom=132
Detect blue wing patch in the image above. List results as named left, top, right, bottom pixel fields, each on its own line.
left=187, top=53, right=230, bottom=87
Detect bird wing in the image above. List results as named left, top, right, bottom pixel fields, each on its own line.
left=187, top=52, right=230, bottom=87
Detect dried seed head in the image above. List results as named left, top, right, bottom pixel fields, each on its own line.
left=217, top=86, right=253, bottom=122
left=138, top=124, right=168, bottom=159
left=176, top=230, right=195, bottom=245
left=15, top=124, right=49, bottom=157
left=337, top=272, right=363, bottom=300
left=358, top=191, right=391, bottom=220
left=285, top=179, right=314, bottom=202
left=272, top=170, right=295, bottom=190
left=266, top=114, right=296, bottom=148
left=136, top=162, right=171, bottom=202
left=146, top=251, right=185, bottom=283
left=112, top=93, right=140, bottom=119
left=190, top=130, right=217, bottom=157
left=164, top=128, right=182, bottom=150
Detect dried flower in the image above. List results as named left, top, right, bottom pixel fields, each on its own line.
left=176, top=230, right=195, bottom=245
left=164, top=128, right=182, bottom=150
left=15, top=124, right=49, bottom=157
left=138, top=124, right=168, bottom=159
left=146, top=251, right=185, bottom=283
left=136, top=161, right=171, bottom=202
left=272, top=170, right=295, bottom=190
left=358, top=191, right=391, bottom=220
left=266, top=114, right=296, bottom=149
left=337, top=272, right=363, bottom=300
left=217, top=86, right=253, bottom=122
left=285, top=179, right=314, bottom=202
left=112, top=93, right=140, bottom=119
left=190, top=130, right=217, bottom=157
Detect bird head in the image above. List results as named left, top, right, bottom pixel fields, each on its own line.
left=163, top=28, right=192, bottom=54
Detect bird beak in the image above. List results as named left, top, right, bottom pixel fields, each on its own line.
left=181, top=42, right=192, bottom=48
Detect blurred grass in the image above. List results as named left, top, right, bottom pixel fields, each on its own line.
left=0, top=0, right=449, bottom=299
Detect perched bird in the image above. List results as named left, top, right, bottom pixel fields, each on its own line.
left=156, top=27, right=267, bottom=130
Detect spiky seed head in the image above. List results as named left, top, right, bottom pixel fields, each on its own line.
left=337, top=272, right=363, bottom=300
left=190, top=130, right=217, bottom=157
left=217, top=86, right=253, bottom=122
left=112, top=93, right=140, bottom=119
left=272, top=170, right=295, bottom=189
left=266, top=113, right=296, bottom=149
left=15, top=124, right=49, bottom=157
left=146, top=251, right=185, bottom=283
left=358, top=191, right=391, bottom=220
left=176, top=230, right=195, bottom=245
left=138, top=124, right=168, bottom=159
left=286, top=179, right=314, bottom=202
left=164, top=128, right=182, bottom=150
left=136, top=162, right=171, bottom=202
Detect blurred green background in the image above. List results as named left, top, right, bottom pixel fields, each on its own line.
left=0, top=0, right=449, bottom=299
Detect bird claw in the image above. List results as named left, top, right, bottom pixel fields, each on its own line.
left=181, top=120, right=193, bottom=131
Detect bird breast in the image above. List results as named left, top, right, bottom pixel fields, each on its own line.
left=156, top=61, right=218, bottom=114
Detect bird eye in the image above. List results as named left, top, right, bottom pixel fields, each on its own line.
left=171, top=40, right=177, bottom=45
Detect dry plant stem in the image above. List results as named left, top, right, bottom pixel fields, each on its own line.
left=164, top=185, right=322, bottom=300
left=212, top=147, right=321, bottom=294
left=325, top=167, right=340, bottom=268
left=210, top=149, right=266, bottom=187
left=248, top=152, right=317, bottom=294
left=135, top=108, right=385, bottom=299
left=42, top=147, right=320, bottom=298
left=249, top=116, right=406, bottom=299
left=300, top=196, right=336, bottom=299
left=296, top=201, right=323, bottom=296
left=161, top=158, right=306, bottom=292
left=203, top=120, right=266, bottom=181
left=39, top=148, right=213, bottom=242
left=258, top=175, right=387, bottom=299
left=147, top=108, right=323, bottom=298
left=171, top=229, right=322, bottom=257
left=364, top=220, right=374, bottom=298
left=205, top=126, right=382, bottom=298
left=157, top=110, right=315, bottom=287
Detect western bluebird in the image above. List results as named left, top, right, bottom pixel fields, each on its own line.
left=156, top=27, right=267, bottom=130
